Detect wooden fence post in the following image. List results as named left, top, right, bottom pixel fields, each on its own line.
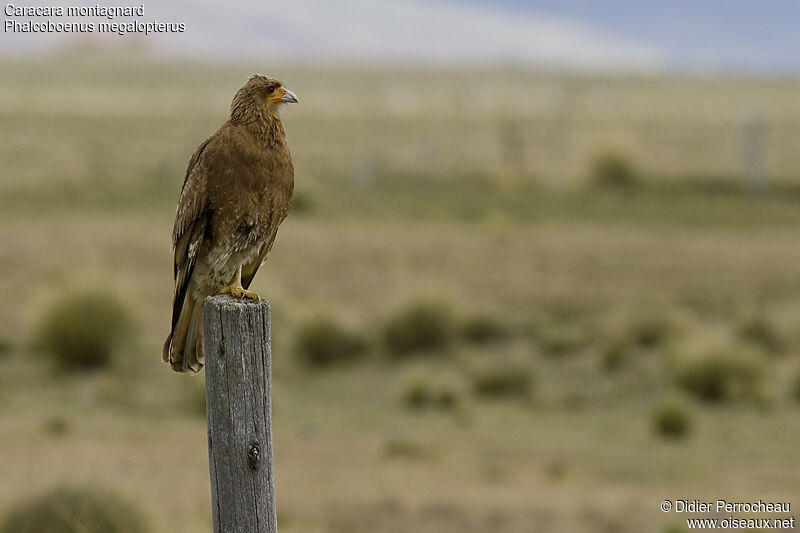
left=743, top=104, right=767, bottom=193
left=204, top=295, right=277, bottom=533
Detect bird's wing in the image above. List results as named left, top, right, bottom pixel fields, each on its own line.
left=241, top=225, right=281, bottom=290
left=170, top=137, right=213, bottom=333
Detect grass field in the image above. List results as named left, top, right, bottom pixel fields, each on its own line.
left=1, top=55, right=800, bottom=532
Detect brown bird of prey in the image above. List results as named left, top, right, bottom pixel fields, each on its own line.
left=162, top=74, right=297, bottom=373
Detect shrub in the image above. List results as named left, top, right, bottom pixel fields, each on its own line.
left=0, top=486, right=148, bottom=533
left=544, top=299, right=593, bottom=318
left=42, top=416, right=70, bottom=437
left=544, top=457, right=569, bottom=481
left=289, top=187, right=315, bottom=214
left=294, top=316, right=368, bottom=368
left=675, top=350, right=763, bottom=404
left=737, top=314, right=785, bottom=354
left=400, top=369, right=466, bottom=411
left=651, top=398, right=692, bottom=440
left=470, top=356, right=534, bottom=399
left=36, top=289, right=133, bottom=370
left=790, top=369, right=800, bottom=403
left=537, top=324, right=590, bottom=357
left=460, top=314, right=510, bottom=345
left=600, top=333, right=630, bottom=372
left=600, top=313, right=674, bottom=371
left=630, top=314, right=674, bottom=349
left=0, top=335, right=11, bottom=357
left=589, top=151, right=637, bottom=189
left=383, top=300, right=456, bottom=356
left=383, top=438, right=440, bottom=460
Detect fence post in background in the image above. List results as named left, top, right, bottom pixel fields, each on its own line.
left=743, top=104, right=767, bottom=193
left=500, top=119, right=525, bottom=175
left=549, top=78, right=576, bottom=188
left=204, top=295, right=277, bottom=533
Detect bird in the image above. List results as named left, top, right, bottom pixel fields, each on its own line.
left=162, top=74, right=298, bottom=373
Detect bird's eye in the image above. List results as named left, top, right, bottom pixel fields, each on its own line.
left=266, top=86, right=275, bottom=95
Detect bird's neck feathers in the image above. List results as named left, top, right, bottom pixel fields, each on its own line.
left=229, top=96, right=286, bottom=148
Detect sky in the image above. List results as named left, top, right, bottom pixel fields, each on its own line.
left=1, top=0, right=797, bottom=74
left=472, top=0, right=800, bottom=73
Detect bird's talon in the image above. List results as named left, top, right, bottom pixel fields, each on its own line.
left=219, top=285, right=260, bottom=301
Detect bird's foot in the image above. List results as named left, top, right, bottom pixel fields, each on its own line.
left=218, top=284, right=260, bottom=301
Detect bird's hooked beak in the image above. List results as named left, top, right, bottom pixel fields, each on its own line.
left=281, top=88, right=298, bottom=104
left=267, top=86, right=299, bottom=105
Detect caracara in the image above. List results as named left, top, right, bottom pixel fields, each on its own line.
left=162, top=74, right=298, bottom=373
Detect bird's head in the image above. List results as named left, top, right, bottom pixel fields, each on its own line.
left=230, top=74, right=298, bottom=122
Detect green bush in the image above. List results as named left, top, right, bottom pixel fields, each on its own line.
left=630, top=314, right=674, bottom=349
left=460, top=314, right=510, bottom=345
left=600, top=333, right=630, bottom=372
left=541, top=300, right=595, bottom=322
left=589, top=151, right=637, bottom=189
left=651, top=399, right=692, bottom=440
left=544, top=457, right=569, bottom=481
left=383, top=438, right=440, bottom=460
left=383, top=300, right=456, bottom=356
left=0, top=335, right=11, bottom=357
left=537, top=324, right=590, bottom=357
left=42, top=416, right=70, bottom=437
left=600, top=312, right=674, bottom=371
left=0, top=486, right=147, bottom=533
left=289, top=187, right=315, bottom=215
left=294, top=316, right=368, bottom=368
left=470, top=356, right=534, bottom=399
left=400, top=369, right=465, bottom=410
left=675, top=350, right=763, bottom=403
left=790, top=369, right=800, bottom=403
left=737, top=314, right=785, bottom=354
left=36, top=289, right=133, bottom=370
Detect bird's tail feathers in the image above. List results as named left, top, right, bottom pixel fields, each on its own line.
left=163, top=293, right=204, bottom=373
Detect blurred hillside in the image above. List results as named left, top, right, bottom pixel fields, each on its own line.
left=2, top=55, right=800, bottom=199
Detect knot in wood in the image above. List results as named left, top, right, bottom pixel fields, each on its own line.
left=248, top=441, right=261, bottom=471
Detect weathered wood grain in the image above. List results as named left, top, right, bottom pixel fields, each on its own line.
left=204, top=295, right=277, bottom=533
